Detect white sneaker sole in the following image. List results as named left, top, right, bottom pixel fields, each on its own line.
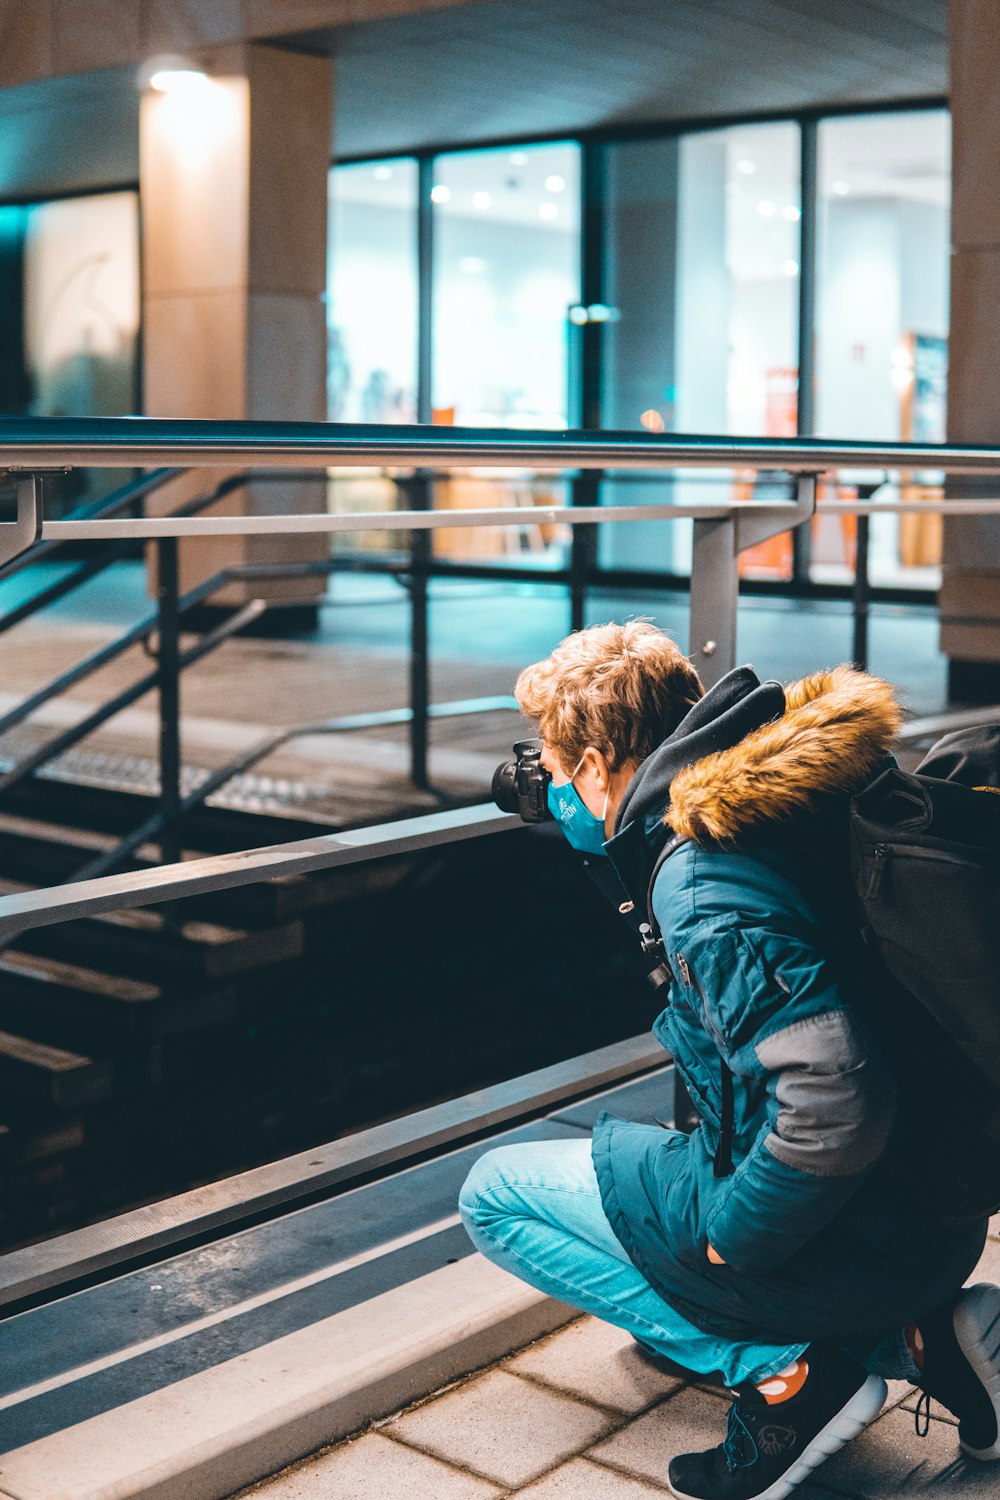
left=668, top=1373, right=887, bottom=1500
left=954, top=1282, right=1000, bottom=1462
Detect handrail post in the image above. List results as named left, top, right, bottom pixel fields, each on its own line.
left=407, top=473, right=432, bottom=790
left=569, top=471, right=599, bottom=633
left=689, top=515, right=739, bottom=688
left=853, top=510, right=872, bottom=671
left=0, top=472, right=44, bottom=570
left=157, top=537, right=182, bottom=865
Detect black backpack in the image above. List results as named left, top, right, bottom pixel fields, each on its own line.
left=849, top=725, right=1000, bottom=1220
left=638, top=724, right=1000, bottom=1221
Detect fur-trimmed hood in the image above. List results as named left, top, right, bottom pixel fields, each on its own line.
left=606, top=664, right=901, bottom=874
left=667, top=665, right=902, bottom=845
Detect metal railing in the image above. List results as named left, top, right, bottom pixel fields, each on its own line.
left=2, top=417, right=1000, bottom=1307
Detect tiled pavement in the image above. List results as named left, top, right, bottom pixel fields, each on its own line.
left=238, top=1221, right=1000, bottom=1498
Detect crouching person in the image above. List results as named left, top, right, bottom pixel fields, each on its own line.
left=459, top=621, right=999, bottom=1500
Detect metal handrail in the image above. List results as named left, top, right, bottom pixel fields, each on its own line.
left=4, top=416, right=1000, bottom=471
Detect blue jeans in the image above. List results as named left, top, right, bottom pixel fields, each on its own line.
left=459, top=1137, right=919, bottom=1389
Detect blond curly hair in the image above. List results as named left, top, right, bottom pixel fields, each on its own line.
left=515, top=621, right=703, bottom=774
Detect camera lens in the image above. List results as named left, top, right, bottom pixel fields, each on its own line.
left=492, top=759, right=521, bottom=814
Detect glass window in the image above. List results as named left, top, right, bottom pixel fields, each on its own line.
left=327, top=159, right=419, bottom=553
left=429, top=143, right=580, bottom=565
left=814, top=110, right=950, bottom=586
left=327, top=158, right=418, bottom=423
left=601, top=124, right=800, bottom=579
left=431, top=142, right=580, bottom=428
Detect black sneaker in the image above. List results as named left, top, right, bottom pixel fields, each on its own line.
left=667, top=1344, right=886, bottom=1500
left=916, top=1282, right=1000, bottom=1460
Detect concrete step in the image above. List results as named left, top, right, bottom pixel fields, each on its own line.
left=0, top=1068, right=673, bottom=1500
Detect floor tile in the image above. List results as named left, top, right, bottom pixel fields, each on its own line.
left=507, top=1317, right=686, bottom=1414
left=386, top=1369, right=615, bottom=1488
left=241, top=1431, right=502, bottom=1498
left=511, top=1455, right=672, bottom=1497
left=587, top=1384, right=727, bottom=1487
left=816, top=1401, right=997, bottom=1494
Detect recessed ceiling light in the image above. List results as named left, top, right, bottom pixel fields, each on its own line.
left=373, top=166, right=393, bottom=181
left=539, top=201, right=559, bottom=220
left=430, top=184, right=451, bottom=204
left=781, top=259, right=800, bottom=277
left=545, top=174, right=566, bottom=193
left=472, top=191, right=492, bottom=210
left=782, top=205, right=801, bottom=221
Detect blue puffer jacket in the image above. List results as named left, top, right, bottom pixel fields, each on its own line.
left=590, top=665, right=987, bottom=1345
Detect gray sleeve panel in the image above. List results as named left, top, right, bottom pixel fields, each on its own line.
left=755, top=1010, right=895, bottom=1178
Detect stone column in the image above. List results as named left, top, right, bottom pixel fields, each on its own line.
left=140, top=43, right=333, bottom=611
left=942, top=0, right=1000, bottom=697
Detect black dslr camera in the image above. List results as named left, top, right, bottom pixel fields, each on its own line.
left=492, top=739, right=553, bottom=823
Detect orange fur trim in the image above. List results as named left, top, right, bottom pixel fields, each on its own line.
left=666, top=666, right=902, bottom=845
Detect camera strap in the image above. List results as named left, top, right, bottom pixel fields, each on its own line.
left=638, top=831, right=689, bottom=992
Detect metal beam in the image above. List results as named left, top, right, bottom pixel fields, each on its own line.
left=0, top=1033, right=668, bottom=1311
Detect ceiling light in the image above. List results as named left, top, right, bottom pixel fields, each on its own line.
left=147, top=66, right=209, bottom=93
left=539, top=201, right=559, bottom=220
left=545, top=174, right=566, bottom=193
left=373, top=166, right=394, bottom=181
left=782, top=205, right=801, bottom=221
left=472, top=191, right=492, bottom=210
left=736, top=159, right=757, bottom=175
left=430, top=184, right=451, bottom=204
left=757, top=200, right=776, bottom=218
left=832, top=180, right=850, bottom=196
left=781, top=259, right=800, bottom=277
left=509, top=151, right=529, bottom=165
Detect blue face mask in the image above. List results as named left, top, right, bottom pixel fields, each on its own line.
left=547, top=758, right=609, bottom=856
